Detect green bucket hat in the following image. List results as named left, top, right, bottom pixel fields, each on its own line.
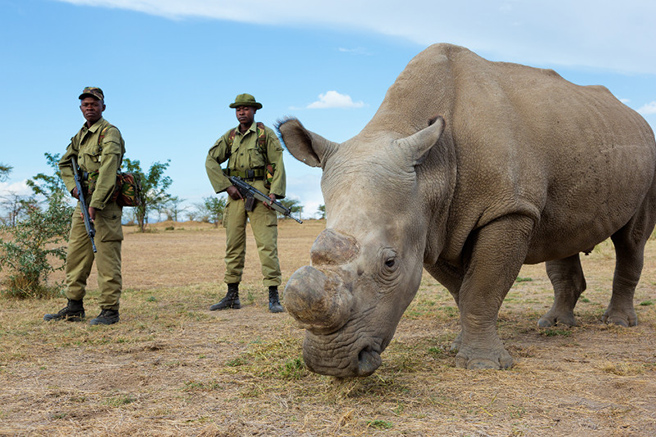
left=79, top=86, right=104, bottom=100
left=229, top=93, right=262, bottom=109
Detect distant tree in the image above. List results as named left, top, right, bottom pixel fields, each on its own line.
left=190, top=195, right=227, bottom=226
left=162, top=196, right=186, bottom=222
left=121, top=208, right=137, bottom=226
left=0, top=164, right=18, bottom=225
left=203, top=195, right=227, bottom=227
left=0, top=193, right=28, bottom=227
left=0, top=163, right=12, bottom=182
left=318, top=204, right=326, bottom=219
left=0, top=153, right=73, bottom=298
left=123, top=158, right=172, bottom=232
left=185, top=210, right=199, bottom=222
left=25, top=153, right=69, bottom=197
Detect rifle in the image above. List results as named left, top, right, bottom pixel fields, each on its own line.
left=228, top=176, right=303, bottom=224
left=70, top=156, right=97, bottom=253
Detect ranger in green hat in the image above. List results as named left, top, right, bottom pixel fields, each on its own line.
left=44, top=87, right=126, bottom=325
left=206, top=93, right=287, bottom=313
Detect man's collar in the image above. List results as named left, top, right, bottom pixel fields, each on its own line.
left=83, top=118, right=105, bottom=132
left=236, top=121, right=257, bottom=135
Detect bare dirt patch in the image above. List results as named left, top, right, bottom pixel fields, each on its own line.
left=1, top=220, right=655, bottom=436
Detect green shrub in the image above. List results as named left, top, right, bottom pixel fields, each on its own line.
left=0, top=153, right=73, bottom=299
left=0, top=191, right=72, bottom=298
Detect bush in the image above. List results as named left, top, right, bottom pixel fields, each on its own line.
left=0, top=153, right=73, bottom=299
left=0, top=191, right=72, bottom=298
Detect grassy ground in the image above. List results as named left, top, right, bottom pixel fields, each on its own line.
left=1, top=220, right=655, bottom=436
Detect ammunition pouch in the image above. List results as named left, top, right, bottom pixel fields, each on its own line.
left=83, top=170, right=141, bottom=207
left=84, top=171, right=98, bottom=196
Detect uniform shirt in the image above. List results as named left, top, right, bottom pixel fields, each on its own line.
left=59, top=118, right=125, bottom=210
left=205, top=122, right=286, bottom=198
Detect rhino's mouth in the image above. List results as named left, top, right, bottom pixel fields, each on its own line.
left=357, top=346, right=382, bottom=376
left=302, top=329, right=385, bottom=377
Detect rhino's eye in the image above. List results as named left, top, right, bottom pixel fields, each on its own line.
left=378, top=248, right=399, bottom=287
left=378, top=248, right=399, bottom=283
left=380, top=248, right=398, bottom=272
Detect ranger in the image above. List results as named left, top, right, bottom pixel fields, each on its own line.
left=44, top=87, right=125, bottom=325
left=205, top=93, right=287, bottom=313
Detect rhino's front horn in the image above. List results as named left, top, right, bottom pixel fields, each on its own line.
left=284, top=265, right=352, bottom=333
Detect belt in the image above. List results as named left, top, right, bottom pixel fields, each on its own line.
left=224, top=168, right=265, bottom=181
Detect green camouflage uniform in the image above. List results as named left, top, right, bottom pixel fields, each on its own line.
left=205, top=122, right=286, bottom=287
left=59, top=117, right=125, bottom=310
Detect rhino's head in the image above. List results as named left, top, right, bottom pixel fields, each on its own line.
left=278, top=117, right=448, bottom=377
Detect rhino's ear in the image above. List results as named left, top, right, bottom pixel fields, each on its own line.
left=276, top=118, right=337, bottom=168
left=395, top=116, right=445, bottom=166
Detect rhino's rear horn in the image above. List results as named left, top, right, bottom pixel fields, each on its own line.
left=311, top=229, right=360, bottom=266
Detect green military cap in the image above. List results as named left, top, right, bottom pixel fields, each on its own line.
left=229, top=93, right=262, bottom=109
left=79, top=86, right=104, bottom=100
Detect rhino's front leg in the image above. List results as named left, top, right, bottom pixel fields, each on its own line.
left=455, top=216, right=533, bottom=369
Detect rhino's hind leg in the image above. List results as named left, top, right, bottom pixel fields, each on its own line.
left=603, top=227, right=647, bottom=327
left=539, top=255, right=586, bottom=328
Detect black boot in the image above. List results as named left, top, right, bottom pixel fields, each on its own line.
left=89, top=309, right=120, bottom=325
left=210, top=283, right=241, bottom=311
left=44, top=299, right=85, bottom=322
left=268, top=286, right=284, bottom=313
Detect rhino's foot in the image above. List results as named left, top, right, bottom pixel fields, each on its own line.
left=601, top=307, right=637, bottom=327
left=454, top=345, right=513, bottom=370
left=537, top=309, right=578, bottom=328
left=449, top=331, right=463, bottom=353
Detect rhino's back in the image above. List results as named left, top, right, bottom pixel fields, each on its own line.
left=372, top=44, right=656, bottom=262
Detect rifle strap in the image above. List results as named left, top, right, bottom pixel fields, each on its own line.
left=96, top=125, right=112, bottom=154
left=227, top=122, right=267, bottom=156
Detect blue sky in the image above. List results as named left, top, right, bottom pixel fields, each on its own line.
left=1, top=0, right=655, bottom=218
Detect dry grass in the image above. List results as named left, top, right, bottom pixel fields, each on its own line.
left=1, top=220, right=656, bottom=436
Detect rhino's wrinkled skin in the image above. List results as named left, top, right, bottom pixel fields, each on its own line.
left=277, top=44, right=656, bottom=376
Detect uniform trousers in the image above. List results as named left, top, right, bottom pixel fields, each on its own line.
left=64, top=200, right=123, bottom=309
left=223, top=180, right=281, bottom=287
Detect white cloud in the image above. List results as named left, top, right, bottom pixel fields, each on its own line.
left=55, top=0, right=656, bottom=74
left=0, top=180, right=31, bottom=199
left=637, top=101, right=656, bottom=115
left=306, top=91, right=365, bottom=109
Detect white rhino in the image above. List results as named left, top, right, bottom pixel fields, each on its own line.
left=277, top=43, right=656, bottom=377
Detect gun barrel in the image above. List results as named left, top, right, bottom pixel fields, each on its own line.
left=229, top=176, right=302, bottom=224
left=71, top=157, right=97, bottom=253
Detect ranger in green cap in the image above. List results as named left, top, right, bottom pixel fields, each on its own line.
left=206, top=93, right=287, bottom=313
left=44, top=87, right=126, bottom=325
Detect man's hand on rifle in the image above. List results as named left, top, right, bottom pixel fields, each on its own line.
left=71, top=188, right=96, bottom=222
left=263, top=193, right=276, bottom=210
left=79, top=206, right=96, bottom=222
left=227, top=185, right=242, bottom=200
